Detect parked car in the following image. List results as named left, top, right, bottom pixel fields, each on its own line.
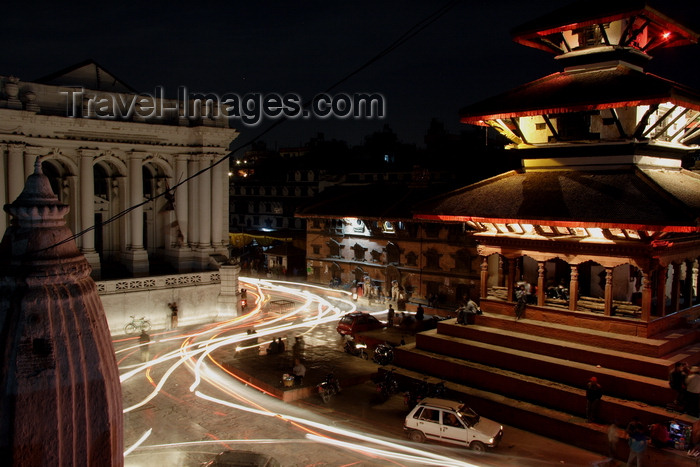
left=336, top=311, right=385, bottom=336
left=403, top=397, right=503, bottom=452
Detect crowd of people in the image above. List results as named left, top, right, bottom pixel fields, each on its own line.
left=669, top=362, right=700, bottom=416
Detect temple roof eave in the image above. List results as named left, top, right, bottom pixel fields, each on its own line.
left=459, top=66, right=700, bottom=124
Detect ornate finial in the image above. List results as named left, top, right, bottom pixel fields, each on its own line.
left=34, top=156, right=43, bottom=175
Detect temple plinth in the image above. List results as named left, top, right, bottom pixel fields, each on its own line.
left=0, top=159, right=123, bottom=466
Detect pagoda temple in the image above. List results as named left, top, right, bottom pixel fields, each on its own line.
left=393, top=0, right=700, bottom=457
left=417, top=0, right=700, bottom=336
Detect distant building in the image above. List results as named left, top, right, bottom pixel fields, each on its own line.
left=296, top=173, right=480, bottom=307
left=0, top=60, right=238, bottom=278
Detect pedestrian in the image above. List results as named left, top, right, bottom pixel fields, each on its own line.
left=277, top=337, right=285, bottom=353
left=585, top=376, right=603, bottom=422
left=649, top=422, right=673, bottom=448
left=669, top=362, right=688, bottom=411
left=292, top=358, right=306, bottom=386
left=686, top=366, right=700, bottom=416
left=607, top=422, right=619, bottom=460
left=267, top=338, right=279, bottom=355
left=387, top=304, right=395, bottom=327
left=627, top=422, right=648, bottom=467
left=416, top=304, right=424, bottom=322
left=138, top=330, right=151, bottom=362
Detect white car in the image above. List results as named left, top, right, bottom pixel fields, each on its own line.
left=403, top=397, right=503, bottom=452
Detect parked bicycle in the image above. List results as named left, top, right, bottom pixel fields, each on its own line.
left=124, top=315, right=152, bottom=335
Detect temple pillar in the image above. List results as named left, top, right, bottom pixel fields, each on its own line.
left=211, top=156, right=223, bottom=247
left=569, top=265, right=579, bottom=311
left=79, top=151, right=101, bottom=278
left=7, top=144, right=25, bottom=203
left=175, top=155, right=189, bottom=246
left=198, top=155, right=212, bottom=248
left=685, top=260, right=695, bottom=307
left=604, top=268, right=613, bottom=316
left=0, top=145, right=7, bottom=234
left=125, top=152, right=148, bottom=276
left=537, top=261, right=546, bottom=307
left=657, top=265, right=667, bottom=316
left=695, top=259, right=700, bottom=306
left=671, top=262, right=681, bottom=313
left=187, top=160, right=199, bottom=247
left=641, top=269, right=652, bottom=322
left=498, top=256, right=505, bottom=287
left=506, top=257, right=515, bottom=302
left=480, top=256, right=488, bottom=299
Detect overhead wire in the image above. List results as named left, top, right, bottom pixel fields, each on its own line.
left=38, top=0, right=462, bottom=253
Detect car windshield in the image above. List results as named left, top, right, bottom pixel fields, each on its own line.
left=457, top=405, right=479, bottom=426
left=340, top=316, right=353, bottom=324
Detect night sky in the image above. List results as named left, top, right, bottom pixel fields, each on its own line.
left=3, top=0, right=700, bottom=149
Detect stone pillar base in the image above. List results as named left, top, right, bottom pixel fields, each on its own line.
left=165, top=247, right=194, bottom=273
left=123, top=249, right=149, bottom=277
left=217, top=263, right=241, bottom=319
left=82, top=250, right=102, bottom=280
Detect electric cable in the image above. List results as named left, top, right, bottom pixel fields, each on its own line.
left=36, top=0, right=462, bottom=253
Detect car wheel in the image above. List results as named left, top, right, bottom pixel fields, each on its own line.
left=361, top=351, right=368, bottom=360
left=408, top=430, right=426, bottom=443
left=320, top=391, right=330, bottom=404
left=470, top=441, right=486, bottom=453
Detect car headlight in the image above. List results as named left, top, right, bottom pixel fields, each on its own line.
left=488, top=438, right=494, bottom=444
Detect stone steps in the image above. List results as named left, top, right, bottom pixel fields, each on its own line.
left=457, top=313, right=695, bottom=358
left=396, top=335, right=671, bottom=411
left=384, top=363, right=698, bottom=466
left=433, top=318, right=693, bottom=380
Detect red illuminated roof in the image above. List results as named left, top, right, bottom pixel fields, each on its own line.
left=413, top=167, right=700, bottom=233
left=459, top=64, right=700, bottom=124
left=512, top=0, right=699, bottom=53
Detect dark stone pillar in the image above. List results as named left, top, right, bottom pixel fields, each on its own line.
left=604, top=268, right=613, bottom=316
left=506, top=257, right=515, bottom=302
left=537, top=261, right=546, bottom=307
left=480, top=256, right=488, bottom=299
left=656, top=265, right=667, bottom=317
left=569, top=265, right=579, bottom=311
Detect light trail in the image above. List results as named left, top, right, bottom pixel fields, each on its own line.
left=118, top=280, right=471, bottom=466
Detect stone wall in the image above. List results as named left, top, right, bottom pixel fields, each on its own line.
left=97, top=272, right=222, bottom=335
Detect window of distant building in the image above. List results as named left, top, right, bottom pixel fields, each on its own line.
left=406, top=251, right=418, bottom=267
left=311, top=244, right=321, bottom=255
left=425, top=248, right=441, bottom=270
left=370, top=250, right=382, bottom=262
left=327, top=239, right=341, bottom=258
left=276, top=218, right=283, bottom=227
left=452, top=249, right=472, bottom=272
left=352, top=243, right=367, bottom=261
left=386, top=242, right=400, bottom=264
left=311, top=219, right=321, bottom=229
left=382, top=221, right=395, bottom=233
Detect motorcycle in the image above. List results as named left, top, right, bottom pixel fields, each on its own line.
left=376, top=368, right=400, bottom=402
left=372, top=343, right=394, bottom=366
left=344, top=339, right=368, bottom=360
left=404, top=378, right=447, bottom=408
left=317, top=372, right=341, bottom=403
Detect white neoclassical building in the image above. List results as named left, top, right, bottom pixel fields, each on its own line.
left=0, top=61, right=239, bottom=278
